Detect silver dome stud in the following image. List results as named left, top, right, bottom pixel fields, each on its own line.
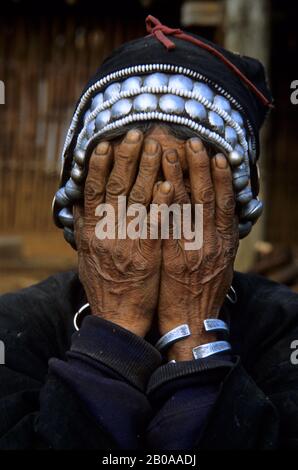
left=95, top=110, right=111, bottom=130
left=91, top=93, right=104, bottom=111
left=103, top=82, right=121, bottom=102
left=239, top=221, right=252, bottom=238
left=133, top=93, right=158, bottom=112
left=185, top=100, right=207, bottom=121
left=71, top=163, right=85, bottom=183
left=236, top=188, right=253, bottom=205
left=208, top=111, right=224, bottom=134
left=234, top=144, right=245, bottom=156
left=231, top=110, right=244, bottom=127
left=65, top=178, right=83, bottom=200
left=232, top=173, right=249, bottom=191
left=240, top=199, right=263, bottom=221
left=213, top=95, right=231, bottom=114
left=159, top=94, right=185, bottom=114
left=143, top=73, right=168, bottom=88
left=55, top=187, right=71, bottom=207
left=74, top=148, right=85, bottom=166
left=228, top=150, right=244, bottom=167
left=63, top=227, right=76, bottom=250
left=193, top=82, right=214, bottom=102
left=111, top=99, right=133, bottom=118
left=168, top=74, right=193, bottom=91
left=225, top=127, right=237, bottom=147
left=58, top=207, right=74, bottom=228
left=121, top=76, right=142, bottom=92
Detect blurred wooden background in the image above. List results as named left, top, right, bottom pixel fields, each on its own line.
left=0, top=0, right=297, bottom=293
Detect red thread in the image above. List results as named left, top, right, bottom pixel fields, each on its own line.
left=145, top=15, right=272, bottom=108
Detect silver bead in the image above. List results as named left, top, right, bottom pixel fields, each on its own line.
left=71, top=163, right=85, bottom=183
left=103, top=82, right=121, bottom=101
left=228, top=150, right=244, bottom=166
left=168, top=74, right=193, bottom=91
left=238, top=221, right=252, bottom=238
left=213, top=95, right=231, bottom=114
left=231, top=110, right=244, bottom=126
left=232, top=173, right=249, bottom=191
left=208, top=111, right=224, bottom=134
left=143, top=73, right=168, bottom=88
left=133, top=93, right=158, bottom=112
left=74, top=147, right=85, bottom=166
left=121, top=76, right=142, bottom=92
left=159, top=94, right=185, bottom=114
left=91, top=93, right=103, bottom=111
left=65, top=178, right=83, bottom=200
left=63, top=227, right=76, bottom=250
left=193, top=82, right=214, bottom=102
left=55, top=187, right=71, bottom=207
left=235, top=144, right=244, bottom=156
left=185, top=100, right=207, bottom=120
left=111, top=98, right=132, bottom=118
left=225, top=127, right=237, bottom=146
left=236, top=188, right=253, bottom=205
left=240, top=199, right=263, bottom=221
left=95, top=109, right=111, bottom=130
left=58, top=207, right=74, bottom=228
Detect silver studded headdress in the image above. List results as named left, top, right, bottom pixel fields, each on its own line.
left=53, top=16, right=273, bottom=248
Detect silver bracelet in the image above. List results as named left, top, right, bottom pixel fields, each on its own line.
left=204, top=318, right=229, bottom=333
left=192, top=340, right=231, bottom=359
left=155, top=324, right=191, bottom=352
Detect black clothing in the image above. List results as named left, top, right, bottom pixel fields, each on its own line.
left=0, top=270, right=297, bottom=449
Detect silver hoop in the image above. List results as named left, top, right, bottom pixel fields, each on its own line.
left=192, top=340, right=231, bottom=359
left=226, top=285, right=237, bottom=304
left=155, top=324, right=191, bottom=352
left=73, top=303, right=90, bottom=331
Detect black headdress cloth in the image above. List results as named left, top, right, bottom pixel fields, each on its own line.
left=53, top=15, right=273, bottom=246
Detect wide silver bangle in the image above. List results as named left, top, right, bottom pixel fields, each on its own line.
left=204, top=318, right=229, bottom=333
left=192, top=340, right=231, bottom=359
left=155, top=324, right=191, bottom=352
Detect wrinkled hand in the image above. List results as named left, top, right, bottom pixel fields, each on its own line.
left=74, top=129, right=174, bottom=338
left=158, top=138, right=239, bottom=361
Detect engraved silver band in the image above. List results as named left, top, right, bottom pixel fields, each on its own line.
left=155, top=324, right=191, bottom=352
left=192, top=340, right=231, bottom=359
left=204, top=318, right=229, bottom=333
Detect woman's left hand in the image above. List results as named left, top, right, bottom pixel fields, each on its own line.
left=158, top=137, right=239, bottom=361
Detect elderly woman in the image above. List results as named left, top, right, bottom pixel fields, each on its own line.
left=0, top=16, right=298, bottom=450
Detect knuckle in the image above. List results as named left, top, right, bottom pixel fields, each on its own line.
left=220, top=195, right=235, bottom=214
left=106, top=176, right=126, bottom=196
left=85, top=183, right=105, bottom=202
left=129, top=186, right=147, bottom=205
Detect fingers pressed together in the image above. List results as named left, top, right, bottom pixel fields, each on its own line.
left=79, top=129, right=236, bottom=242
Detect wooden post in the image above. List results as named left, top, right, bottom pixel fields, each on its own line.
left=224, top=0, right=271, bottom=271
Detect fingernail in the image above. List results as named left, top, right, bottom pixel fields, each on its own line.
left=165, top=149, right=178, bottom=163
left=215, top=154, right=228, bottom=169
left=144, top=139, right=158, bottom=155
left=160, top=181, right=171, bottom=194
left=95, top=142, right=110, bottom=155
left=189, top=138, right=203, bottom=152
left=125, top=129, right=141, bottom=143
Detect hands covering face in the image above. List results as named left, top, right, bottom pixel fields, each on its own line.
left=74, top=127, right=239, bottom=361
